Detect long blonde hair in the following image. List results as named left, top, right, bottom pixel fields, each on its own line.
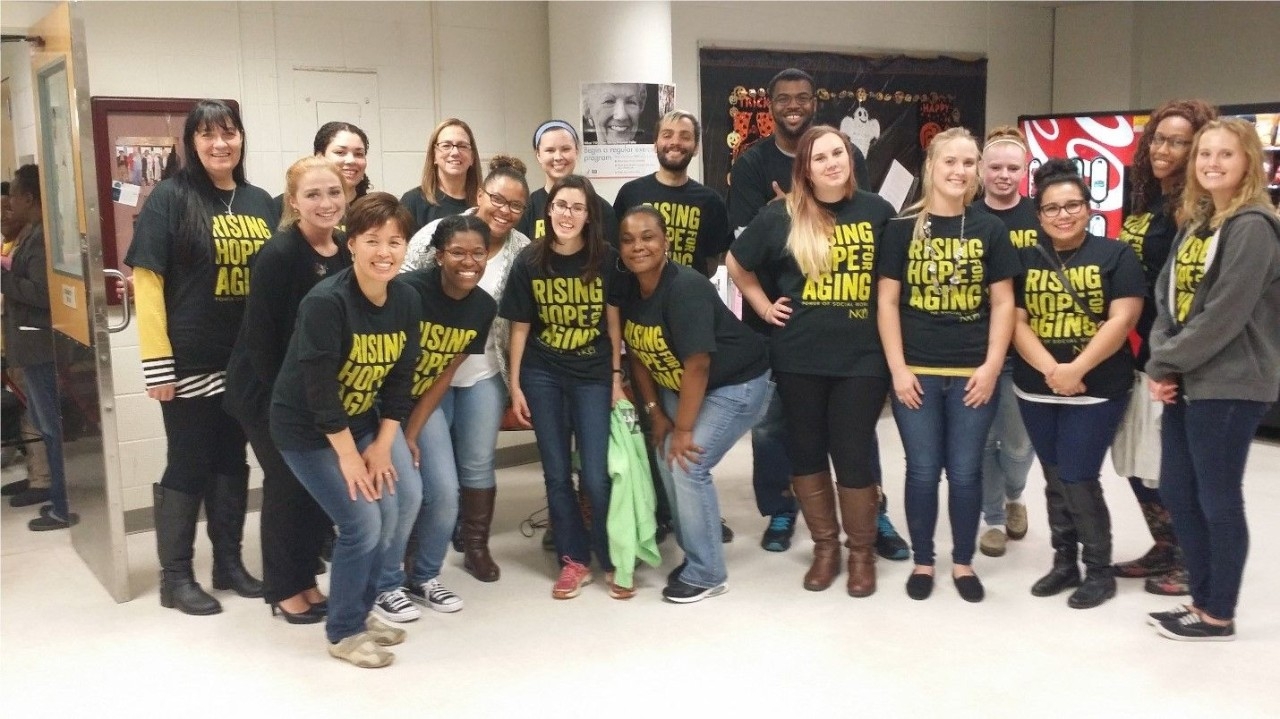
left=784, top=126, right=857, bottom=280
left=278, top=155, right=348, bottom=230
left=1179, top=117, right=1275, bottom=230
left=901, top=127, right=981, bottom=240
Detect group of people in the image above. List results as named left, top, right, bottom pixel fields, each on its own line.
left=6, top=64, right=1274, bottom=669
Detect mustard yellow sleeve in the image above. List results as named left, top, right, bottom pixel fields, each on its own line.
left=133, top=267, right=176, bottom=387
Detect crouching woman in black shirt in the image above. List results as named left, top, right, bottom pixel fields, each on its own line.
left=621, top=207, right=772, bottom=603
left=270, top=193, right=422, bottom=668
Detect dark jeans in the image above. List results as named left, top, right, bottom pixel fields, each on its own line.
left=159, top=394, right=247, bottom=496
left=774, top=372, right=889, bottom=489
left=891, top=375, right=998, bottom=566
left=522, top=364, right=613, bottom=571
left=1159, top=397, right=1270, bottom=621
left=242, top=412, right=328, bottom=604
left=749, top=385, right=797, bottom=516
left=1017, top=396, right=1128, bottom=484
left=13, top=362, right=69, bottom=517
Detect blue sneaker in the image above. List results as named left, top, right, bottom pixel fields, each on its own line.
left=875, top=510, right=910, bottom=561
left=761, top=511, right=797, bottom=552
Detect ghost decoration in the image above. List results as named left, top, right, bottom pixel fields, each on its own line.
left=840, top=104, right=881, bottom=157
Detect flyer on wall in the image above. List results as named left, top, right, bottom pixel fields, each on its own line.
left=579, top=82, right=675, bottom=179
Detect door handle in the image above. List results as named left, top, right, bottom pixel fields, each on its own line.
left=103, top=268, right=131, bottom=333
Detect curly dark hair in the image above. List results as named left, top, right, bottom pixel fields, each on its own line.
left=1129, top=99, right=1217, bottom=215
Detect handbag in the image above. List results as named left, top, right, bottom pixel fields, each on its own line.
left=1110, top=371, right=1162, bottom=484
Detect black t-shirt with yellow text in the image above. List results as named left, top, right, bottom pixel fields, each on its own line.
left=125, top=179, right=278, bottom=376
left=499, top=243, right=627, bottom=382
left=880, top=209, right=1020, bottom=368
left=1013, top=234, right=1145, bottom=399
left=398, top=266, right=496, bottom=399
left=402, top=187, right=471, bottom=238
left=270, top=267, right=421, bottom=450
left=623, top=262, right=768, bottom=392
left=976, top=196, right=1041, bottom=250
left=1118, top=192, right=1177, bottom=364
left=730, top=191, right=894, bottom=377
left=612, top=174, right=731, bottom=276
left=1171, top=225, right=1215, bottom=325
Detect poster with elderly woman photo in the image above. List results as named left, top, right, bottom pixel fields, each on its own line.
left=580, top=81, right=675, bottom=179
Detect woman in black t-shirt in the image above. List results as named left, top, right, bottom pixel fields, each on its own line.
left=1111, top=100, right=1216, bottom=597
left=728, top=126, right=895, bottom=598
left=501, top=174, right=626, bottom=600
left=621, top=207, right=772, bottom=603
left=375, top=215, right=497, bottom=617
left=270, top=193, right=422, bottom=668
left=1013, top=159, right=1144, bottom=610
left=515, top=121, right=619, bottom=246
left=401, top=119, right=480, bottom=236
left=124, top=100, right=278, bottom=617
left=879, top=127, right=1019, bottom=602
left=225, top=155, right=352, bottom=623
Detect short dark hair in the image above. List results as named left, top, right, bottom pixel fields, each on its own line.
left=653, top=110, right=702, bottom=147
left=430, top=213, right=491, bottom=252
left=768, top=68, right=815, bottom=97
left=12, top=165, right=40, bottom=205
left=620, top=204, right=667, bottom=235
left=346, top=191, right=412, bottom=240
left=1032, top=158, right=1089, bottom=210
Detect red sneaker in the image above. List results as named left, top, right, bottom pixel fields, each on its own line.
left=552, top=558, right=593, bottom=599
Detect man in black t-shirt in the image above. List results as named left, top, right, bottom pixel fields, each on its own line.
left=614, top=111, right=731, bottom=277
left=726, top=68, right=905, bottom=559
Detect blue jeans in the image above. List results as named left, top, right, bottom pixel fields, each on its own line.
left=981, top=365, right=1033, bottom=525
left=378, top=403, right=456, bottom=591
left=16, top=362, right=69, bottom=518
left=657, top=371, right=772, bottom=588
left=891, top=374, right=998, bottom=566
left=1018, top=396, right=1128, bottom=484
left=749, top=385, right=796, bottom=516
left=1159, top=397, right=1270, bottom=621
left=282, top=428, right=418, bottom=644
left=449, top=374, right=507, bottom=490
left=522, top=364, right=613, bottom=570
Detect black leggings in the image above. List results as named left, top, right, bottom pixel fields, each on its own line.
left=774, top=372, right=888, bottom=489
left=159, top=394, right=247, bottom=496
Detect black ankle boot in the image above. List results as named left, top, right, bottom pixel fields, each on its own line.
left=154, top=484, right=221, bottom=615
left=208, top=471, right=263, bottom=598
left=1031, top=466, right=1082, bottom=597
left=1062, top=478, right=1116, bottom=609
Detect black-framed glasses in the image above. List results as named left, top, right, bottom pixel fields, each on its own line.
left=443, top=248, right=488, bottom=263
left=435, top=141, right=472, bottom=154
left=550, top=200, right=588, bottom=217
left=1039, top=200, right=1088, bottom=218
left=771, top=93, right=814, bottom=106
left=1150, top=132, right=1192, bottom=150
left=484, top=191, right=526, bottom=214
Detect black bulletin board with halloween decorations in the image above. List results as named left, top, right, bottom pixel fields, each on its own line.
left=700, top=48, right=986, bottom=206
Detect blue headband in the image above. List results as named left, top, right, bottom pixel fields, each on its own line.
left=533, top=120, right=578, bottom=149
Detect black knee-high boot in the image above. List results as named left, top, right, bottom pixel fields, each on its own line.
left=208, top=469, right=264, bottom=598
left=155, top=483, right=221, bottom=615
left=1031, top=466, right=1082, bottom=597
left=1061, top=478, right=1116, bottom=609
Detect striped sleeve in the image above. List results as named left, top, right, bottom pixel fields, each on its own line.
left=132, top=267, right=176, bottom=388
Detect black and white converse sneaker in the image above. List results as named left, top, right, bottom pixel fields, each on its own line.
left=373, top=588, right=421, bottom=623
left=1157, top=612, right=1235, bottom=642
left=406, top=578, right=464, bottom=613
left=1146, top=603, right=1194, bottom=627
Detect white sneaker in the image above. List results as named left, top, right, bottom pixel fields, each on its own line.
left=373, top=588, right=421, bottom=623
left=408, top=578, right=464, bottom=613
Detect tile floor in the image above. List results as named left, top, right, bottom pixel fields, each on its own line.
left=2, top=416, right=1277, bottom=718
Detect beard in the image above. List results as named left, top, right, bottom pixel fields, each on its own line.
left=772, top=114, right=813, bottom=143
left=657, top=149, right=694, bottom=172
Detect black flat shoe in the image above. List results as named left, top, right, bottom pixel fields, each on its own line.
left=906, top=572, right=934, bottom=600
left=271, top=602, right=324, bottom=624
left=953, top=573, right=985, bottom=603
left=309, top=599, right=328, bottom=615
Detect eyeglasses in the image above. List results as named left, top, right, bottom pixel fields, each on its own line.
left=771, top=93, right=814, bottom=107
left=484, top=191, right=526, bottom=215
left=435, top=141, right=472, bottom=154
left=550, top=200, right=588, bottom=217
left=443, top=248, right=488, bottom=263
left=1149, top=132, right=1192, bottom=151
left=1038, top=200, right=1088, bottom=218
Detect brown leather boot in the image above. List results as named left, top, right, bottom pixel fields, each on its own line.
left=839, top=485, right=880, bottom=597
left=460, top=487, right=500, bottom=582
left=792, top=472, right=840, bottom=591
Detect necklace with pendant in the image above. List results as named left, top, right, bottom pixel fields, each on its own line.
left=921, top=211, right=966, bottom=287
left=218, top=187, right=237, bottom=215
